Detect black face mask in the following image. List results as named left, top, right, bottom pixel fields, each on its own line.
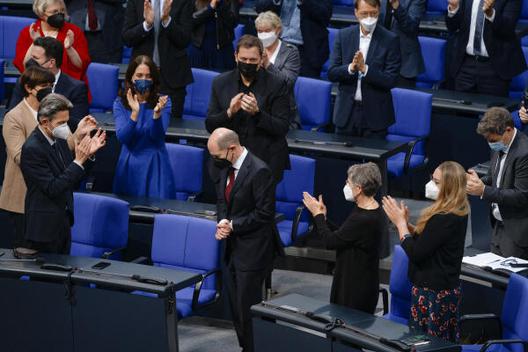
left=212, top=149, right=232, bottom=169
left=25, top=58, right=40, bottom=69
left=238, top=61, right=259, bottom=80
left=36, top=87, right=53, bottom=102
left=47, top=13, right=65, bottom=29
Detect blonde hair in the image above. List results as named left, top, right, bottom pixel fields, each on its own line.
left=255, top=11, right=282, bottom=32
left=414, top=161, right=469, bottom=234
left=33, top=0, right=67, bottom=18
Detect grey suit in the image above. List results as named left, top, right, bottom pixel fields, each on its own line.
left=380, top=0, right=425, bottom=79
left=266, top=41, right=301, bottom=128
left=481, top=130, right=528, bottom=258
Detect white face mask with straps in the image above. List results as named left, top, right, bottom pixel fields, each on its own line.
left=51, top=123, right=71, bottom=140
left=343, top=184, right=355, bottom=202
left=425, top=180, right=439, bottom=200
left=258, top=31, right=278, bottom=48
left=360, top=16, right=378, bottom=33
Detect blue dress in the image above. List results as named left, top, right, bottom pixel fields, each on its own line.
left=113, top=97, right=176, bottom=198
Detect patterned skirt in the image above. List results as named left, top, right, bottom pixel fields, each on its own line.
left=409, top=285, right=462, bottom=342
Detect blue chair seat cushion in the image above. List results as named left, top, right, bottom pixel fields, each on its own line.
left=277, top=220, right=310, bottom=247
left=387, top=152, right=426, bottom=177
left=383, top=312, right=408, bottom=325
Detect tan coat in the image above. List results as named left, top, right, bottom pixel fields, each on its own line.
left=0, top=100, right=38, bottom=213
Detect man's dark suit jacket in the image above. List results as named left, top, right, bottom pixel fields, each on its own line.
left=8, top=72, right=88, bottom=131
left=380, top=0, right=426, bottom=78
left=445, top=0, right=526, bottom=80
left=205, top=69, right=290, bottom=182
left=122, top=0, right=194, bottom=90
left=328, top=25, right=401, bottom=130
left=20, top=127, right=86, bottom=244
left=481, top=130, right=528, bottom=246
left=214, top=151, right=283, bottom=271
left=255, top=0, right=333, bottom=76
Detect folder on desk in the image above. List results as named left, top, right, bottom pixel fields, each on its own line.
left=463, top=252, right=528, bottom=273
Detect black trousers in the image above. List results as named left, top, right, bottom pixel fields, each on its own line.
left=26, top=219, right=71, bottom=255
left=160, top=84, right=187, bottom=120
left=297, top=45, right=324, bottom=79
left=2, top=210, right=25, bottom=248
left=335, top=104, right=388, bottom=139
left=491, top=221, right=528, bottom=259
left=397, top=76, right=417, bottom=89
left=224, top=261, right=269, bottom=352
left=455, top=55, right=511, bottom=97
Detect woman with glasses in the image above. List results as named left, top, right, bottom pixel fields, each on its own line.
left=303, top=162, right=387, bottom=314
left=382, top=161, right=469, bottom=342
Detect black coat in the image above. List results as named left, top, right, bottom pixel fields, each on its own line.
left=122, top=0, right=194, bottom=90
left=328, top=25, right=401, bottom=130
left=445, top=0, right=527, bottom=80
left=213, top=151, right=283, bottom=271
left=191, top=0, right=239, bottom=49
left=481, top=131, right=528, bottom=246
left=20, top=127, right=86, bottom=243
left=8, top=72, right=89, bottom=131
left=205, top=68, right=290, bottom=182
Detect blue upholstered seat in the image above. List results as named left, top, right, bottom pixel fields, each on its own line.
left=166, top=143, right=204, bottom=201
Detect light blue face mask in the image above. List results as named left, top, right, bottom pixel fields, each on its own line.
left=488, top=141, right=507, bottom=153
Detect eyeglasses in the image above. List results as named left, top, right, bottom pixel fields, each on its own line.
left=356, top=11, right=379, bottom=18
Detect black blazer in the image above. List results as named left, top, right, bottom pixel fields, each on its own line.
left=328, top=25, right=401, bottom=130
left=191, top=0, right=239, bottom=49
left=122, top=0, right=194, bottom=90
left=205, top=69, right=290, bottom=182
left=255, top=0, right=333, bottom=73
left=445, top=0, right=527, bottom=80
left=213, top=151, right=283, bottom=271
left=8, top=72, right=89, bottom=131
left=481, top=131, right=528, bottom=246
left=20, top=127, right=86, bottom=243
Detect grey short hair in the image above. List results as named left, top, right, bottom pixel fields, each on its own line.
left=255, top=11, right=282, bottom=31
left=347, top=162, right=382, bottom=197
left=477, top=107, right=514, bottom=136
left=33, top=0, right=66, bottom=18
left=216, top=129, right=240, bottom=150
left=38, top=93, right=73, bottom=122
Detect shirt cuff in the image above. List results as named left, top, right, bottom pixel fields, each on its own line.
left=143, top=21, right=153, bottom=32
left=359, top=65, right=368, bottom=78
left=447, top=6, right=459, bottom=17
left=485, top=9, right=496, bottom=22
left=73, top=160, right=84, bottom=170
left=162, top=16, right=171, bottom=28
left=480, top=186, right=486, bottom=199
left=348, top=64, right=354, bottom=75
left=401, top=233, right=412, bottom=242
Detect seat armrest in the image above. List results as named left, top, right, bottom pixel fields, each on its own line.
left=191, top=268, right=222, bottom=311
left=480, top=339, right=528, bottom=352
left=101, top=247, right=126, bottom=259
left=378, top=288, right=389, bottom=315
left=130, top=256, right=149, bottom=264
left=403, top=137, right=426, bottom=174
left=290, top=205, right=305, bottom=245
left=460, top=313, right=502, bottom=341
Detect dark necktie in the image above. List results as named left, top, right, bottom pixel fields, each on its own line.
left=493, top=151, right=505, bottom=187
left=473, top=0, right=485, bottom=56
left=384, top=0, right=393, bottom=29
left=87, top=0, right=98, bottom=31
left=52, top=143, right=65, bottom=168
left=224, top=168, right=235, bottom=204
left=153, top=0, right=161, bottom=65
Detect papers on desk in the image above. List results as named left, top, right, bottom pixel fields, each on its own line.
left=463, top=252, right=528, bottom=273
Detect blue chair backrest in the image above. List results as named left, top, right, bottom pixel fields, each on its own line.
left=71, top=193, right=129, bottom=258
left=152, top=214, right=219, bottom=289
left=426, top=0, right=447, bottom=15
left=521, top=0, right=528, bottom=20
left=389, top=245, right=413, bottom=321
left=86, top=63, right=119, bottom=112
left=0, top=59, right=4, bottom=103
left=166, top=143, right=204, bottom=200
left=388, top=88, right=432, bottom=156
left=122, top=46, right=132, bottom=64
left=294, top=76, right=332, bottom=130
left=183, top=68, right=220, bottom=120
left=511, top=110, right=523, bottom=130
left=333, top=0, right=354, bottom=5
left=276, top=154, right=316, bottom=221
left=417, top=36, right=446, bottom=89
left=321, top=27, right=338, bottom=80
left=1, top=16, right=34, bottom=60
left=509, top=47, right=528, bottom=100
left=233, top=24, right=245, bottom=49
left=501, top=273, right=528, bottom=352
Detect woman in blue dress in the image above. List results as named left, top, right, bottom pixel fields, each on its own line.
left=113, top=55, right=175, bottom=198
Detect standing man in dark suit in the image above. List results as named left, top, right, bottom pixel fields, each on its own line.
left=380, top=0, right=425, bottom=87
left=467, top=107, right=528, bottom=259
left=19, top=94, right=106, bottom=256
left=446, top=0, right=526, bottom=97
left=206, top=35, right=290, bottom=183
left=122, top=0, right=194, bottom=120
left=328, top=0, right=401, bottom=138
left=255, top=0, right=333, bottom=78
left=9, top=37, right=89, bottom=131
left=207, top=127, right=281, bottom=352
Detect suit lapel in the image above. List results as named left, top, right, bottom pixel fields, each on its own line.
left=366, top=27, right=380, bottom=65
left=350, top=26, right=360, bottom=62
left=227, top=155, right=251, bottom=208
left=499, top=133, right=520, bottom=187
left=54, top=73, right=65, bottom=93
left=34, top=127, right=64, bottom=172
left=273, top=43, right=288, bottom=70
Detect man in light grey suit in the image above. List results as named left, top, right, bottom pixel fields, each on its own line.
left=380, top=0, right=426, bottom=87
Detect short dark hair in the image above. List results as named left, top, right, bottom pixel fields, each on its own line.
left=120, top=55, right=161, bottom=111
left=477, top=107, right=514, bottom=136
left=33, top=36, right=63, bottom=68
left=38, top=93, right=72, bottom=123
left=355, top=0, right=381, bottom=9
left=235, top=35, right=263, bottom=56
left=20, top=66, right=55, bottom=98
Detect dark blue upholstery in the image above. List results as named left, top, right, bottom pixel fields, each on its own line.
left=383, top=245, right=413, bottom=324
left=416, top=36, right=446, bottom=89
left=183, top=68, right=220, bottom=120
left=333, top=0, right=354, bottom=5
left=426, top=0, right=447, bottom=16
left=275, top=154, right=316, bottom=247
left=387, top=88, right=432, bottom=178
left=152, top=214, right=220, bottom=318
left=86, top=63, right=120, bottom=112
left=321, top=27, right=338, bottom=80
left=166, top=143, right=204, bottom=200
left=70, top=193, right=129, bottom=259
left=122, top=46, right=132, bottom=64
left=0, top=16, right=34, bottom=60
left=294, top=76, right=332, bottom=130
left=509, top=47, right=528, bottom=100
left=520, top=0, right=528, bottom=47
left=233, top=24, right=245, bottom=49
left=512, top=110, right=524, bottom=130
left=0, top=59, right=4, bottom=103
left=462, top=274, right=528, bottom=352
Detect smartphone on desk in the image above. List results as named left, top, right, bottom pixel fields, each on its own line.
left=400, top=335, right=430, bottom=347
left=91, top=261, right=111, bottom=270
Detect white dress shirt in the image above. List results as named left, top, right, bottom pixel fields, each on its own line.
left=268, top=40, right=282, bottom=65
left=447, top=1, right=495, bottom=57
left=52, top=70, right=61, bottom=92
left=348, top=29, right=372, bottom=102
left=491, top=128, right=517, bottom=221
left=226, top=147, right=248, bottom=187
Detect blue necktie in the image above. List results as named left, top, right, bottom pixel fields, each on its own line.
left=473, top=0, right=485, bottom=56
